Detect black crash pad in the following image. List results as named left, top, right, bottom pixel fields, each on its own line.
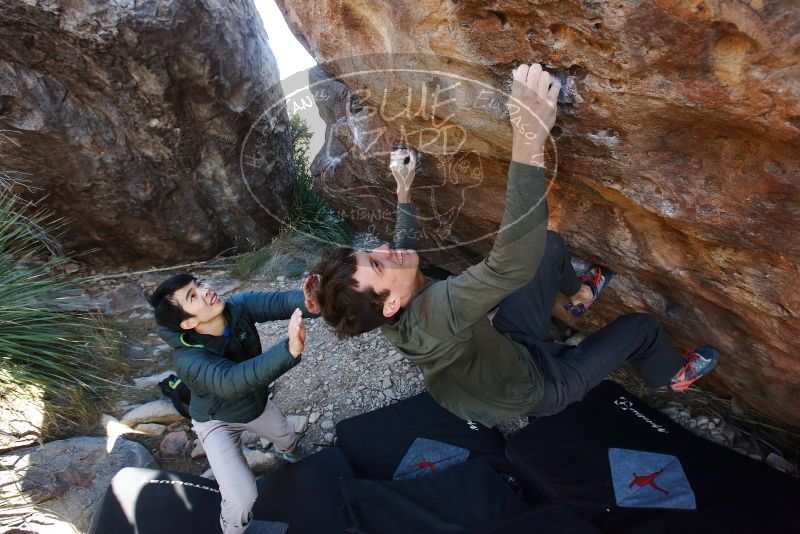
left=89, top=447, right=355, bottom=534
left=252, top=447, right=354, bottom=533
left=505, top=380, right=800, bottom=533
left=471, top=502, right=601, bottom=534
left=339, top=459, right=529, bottom=534
left=336, top=392, right=515, bottom=479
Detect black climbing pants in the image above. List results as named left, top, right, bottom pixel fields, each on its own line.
left=492, top=231, right=685, bottom=418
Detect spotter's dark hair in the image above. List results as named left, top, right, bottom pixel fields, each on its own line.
left=148, top=273, right=197, bottom=331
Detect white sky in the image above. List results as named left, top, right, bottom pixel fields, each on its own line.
left=253, top=0, right=325, bottom=158
left=253, top=0, right=317, bottom=80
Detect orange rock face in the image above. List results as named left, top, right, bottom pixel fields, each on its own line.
left=278, top=0, right=800, bottom=426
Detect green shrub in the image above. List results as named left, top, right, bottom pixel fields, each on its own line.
left=0, top=193, right=122, bottom=437
left=231, top=247, right=272, bottom=279
left=286, top=114, right=351, bottom=245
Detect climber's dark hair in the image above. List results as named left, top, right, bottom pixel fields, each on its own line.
left=311, top=247, right=389, bottom=339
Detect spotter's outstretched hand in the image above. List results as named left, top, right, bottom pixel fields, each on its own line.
left=288, top=308, right=306, bottom=358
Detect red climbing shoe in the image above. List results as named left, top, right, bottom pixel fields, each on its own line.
left=564, top=266, right=613, bottom=317
left=670, top=346, right=719, bottom=391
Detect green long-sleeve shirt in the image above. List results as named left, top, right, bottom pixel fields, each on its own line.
left=381, top=161, right=548, bottom=427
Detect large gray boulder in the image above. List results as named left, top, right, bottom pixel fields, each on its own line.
left=0, top=436, right=156, bottom=532
left=0, top=0, right=291, bottom=267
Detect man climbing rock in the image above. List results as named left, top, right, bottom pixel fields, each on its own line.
left=307, top=63, right=719, bottom=428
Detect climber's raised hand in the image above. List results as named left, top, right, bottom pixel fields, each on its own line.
left=509, top=63, right=560, bottom=167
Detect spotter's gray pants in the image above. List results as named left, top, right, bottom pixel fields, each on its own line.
left=193, top=400, right=299, bottom=534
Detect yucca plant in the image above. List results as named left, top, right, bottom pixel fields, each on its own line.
left=286, top=114, right=351, bottom=245
left=0, top=192, right=123, bottom=438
